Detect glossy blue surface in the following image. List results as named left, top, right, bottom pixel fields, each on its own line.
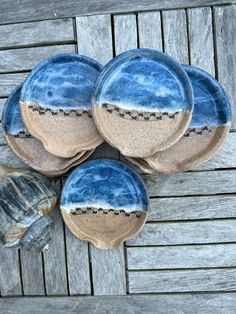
left=93, top=49, right=193, bottom=113
left=182, top=65, right=232, bottom=128
left=2, top=84, right=26, bottom=136
left=21, top=54, right=102, bottom=110
left=61, top=159, right=149, bottom=212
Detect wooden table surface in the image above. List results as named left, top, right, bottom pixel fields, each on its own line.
left=0, top=1, right=236, bottom=313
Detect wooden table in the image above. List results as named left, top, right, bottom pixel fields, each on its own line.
left=0, top=1, right=236, bottom=312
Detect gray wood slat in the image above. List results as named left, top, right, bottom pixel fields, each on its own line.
left=127, top=219, right=236, bottom=246
left=0, top=98, right=6, bottom=121
left=0, top=73, right=28, bottom=97
left=43, top=180, right=68, bottom=296
left=91, top=246, right=126, bottom=295
left=187, top=7, right=215, bottom=75
left=0, top=145, right=29, bottom=169
left=214, top=5, right=236, bottom=129
left=0, top=247, right=22, bottom=296
left=76, top=14, right=126, bottom=296
left=127, top=243, right=236, bottom=270
left=0, top=18, right=74, bottom=48
left=162, top=9, right=189, bottom=63
left=0, top=45, right=75, bottom=73
left=138, top=12, right=163, bottom=50
left=20, top=251, right=45, bottom=296
left=148, top=195, right=236, bottom=221
left=0, top=1, right=235, bottom=25
left=114, top=14, right=137, bottom=55
left=76, top=15, right=113, bottom=65
left=1, top=294, right=236, bottom=313
left=128, top=268, right=236, bottom=293
left=65, top=226, right=91, bottom=295
left=144, top=170, right=236, bottom=197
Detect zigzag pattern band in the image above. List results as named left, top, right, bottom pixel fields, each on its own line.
left=28, top=104, right=92, bottom=117
left=70, top=207, right=143, bottom=218
left=13, top=130, right=32, bottom=138
left=184, top=126, right=213, bottom=137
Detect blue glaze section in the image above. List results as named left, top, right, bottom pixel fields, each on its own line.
left=182, top=65, right=232, bottom=128
left=2, top=84, right=27, bottom=135
left=61, top=159, right=149, bottom=212
left=21, top=54, right=102, bottom=110
left=93, top=49, right=193, bottom=113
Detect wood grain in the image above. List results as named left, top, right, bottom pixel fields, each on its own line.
left=0, top=45, right=75, bottom=73
left=0, top=0, right=235, bottom=25
left=127, top=243, right=236, bottom=269
left=127, top=219, right=236, bottom=246
left=0, top=247, right=22, bottom=296
left=0, top=18, right=74, bottom=48
left=0, top=99, right=6, bottom=121
left=138, top=12, right=163, bottom=50
left=114, top=14, right=137, bottom=55
left=0, top=145, right=29, bottom=169
left=188, top=7, right=215, bottom=75
left=43, top=180, right=68, bottom=296
left=20, top=251, right=45, bottom=296
left=148, top=194, right=236, bottom=221
left=128, top=268, right=236, bottom=293
left=214, top=5, right=236, bottom=128
left=65, top=227, right=91, bottom=295
left=0, top=73, right=28, bottom=97
left=76, top=15, right=113, bottom=65
left=162, top=9, right=189, bottom=63
left=143, top=170, right=236, bottom=197
left=90, top=246, right=126, bottom=295
left=1, top=294, right=236, bottom=313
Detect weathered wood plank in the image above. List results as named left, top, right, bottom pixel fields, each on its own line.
left=144, top=170, right=236, bottom=197
left=127, top=243, right=236, bottom=270
left=76, top=14, right=126, bottom=295
left=0, top=1, right=235, bottom=25
left=43, top=180, right=68, bottom=296
left=162, top=9, right=189, bottom=63
left=127, top=219, right=236, bottom=246
left=2, top=294, right=236, bottom=313
left=114, top=14, right=137, bottom=55
left=138, top=12, right=162, bottom=50
left=65, top=227, right=91, bottom=295
left=91, top=246, right=126, bottom=295
left=0, top=73, right=28, bottom=97
left=0, top=247, right=22, bottom=296
left=0, top=145, right=29, bottom=169
left=20, top=251, right=45, bottom=296
left=76, top=15, right=113, bottom=65
left=214, top=5, right=236, bottom=128
left=0, top=45, right=75, bottom=73
left=128, top=268, right=236, bottom=293
left=187, top=7, right=215, bottom=75
left=0, top=18, right=74, bottom=48
left=0, top=99, right=6, bottom=121
left=148, top=195, right=236, bottom=221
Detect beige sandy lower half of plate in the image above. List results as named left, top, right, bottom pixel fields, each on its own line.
left=20, top=102, right=104, bottom=158
left=61, top=208, right=148, bottom=249
left=5, top=135, right=94, bottom=176
left=126, top=125, right=231, bottom=174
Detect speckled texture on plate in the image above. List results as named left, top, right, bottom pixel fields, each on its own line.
left=92, top=48, right=193, bottom=157
left=127, top=65, right=232, bottom=173
left=20, top=54, right=104, bottom=158
left=0, top=166, right=57, bottom=251
left=60, top=159, right=149, bottom=249
left=2, top=84, right=95, bottom=176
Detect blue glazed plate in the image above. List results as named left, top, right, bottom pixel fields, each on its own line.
left=20, top=54, right=104, bottom=158
left=92, top=49, right=193, bottom=157
left=2, top=84, right=95, bottom=176
left=127, top=65, right=232, bottom=173
left=60, top=159, right=149, bottom=249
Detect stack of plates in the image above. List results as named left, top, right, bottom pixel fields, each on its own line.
left=2, top=54, right=104, bottom=176
left=92, top=49, right=232, bottom=173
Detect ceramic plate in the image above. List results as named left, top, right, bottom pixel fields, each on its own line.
left=92, top=48, right=193, bottom=157
left=60, top=159, right=149, bottom=249
left=20, top=54, right=104, bottom=158
left=128, top=65, right=232, bottom=173
left=2, top=84, right=94, bottom=176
